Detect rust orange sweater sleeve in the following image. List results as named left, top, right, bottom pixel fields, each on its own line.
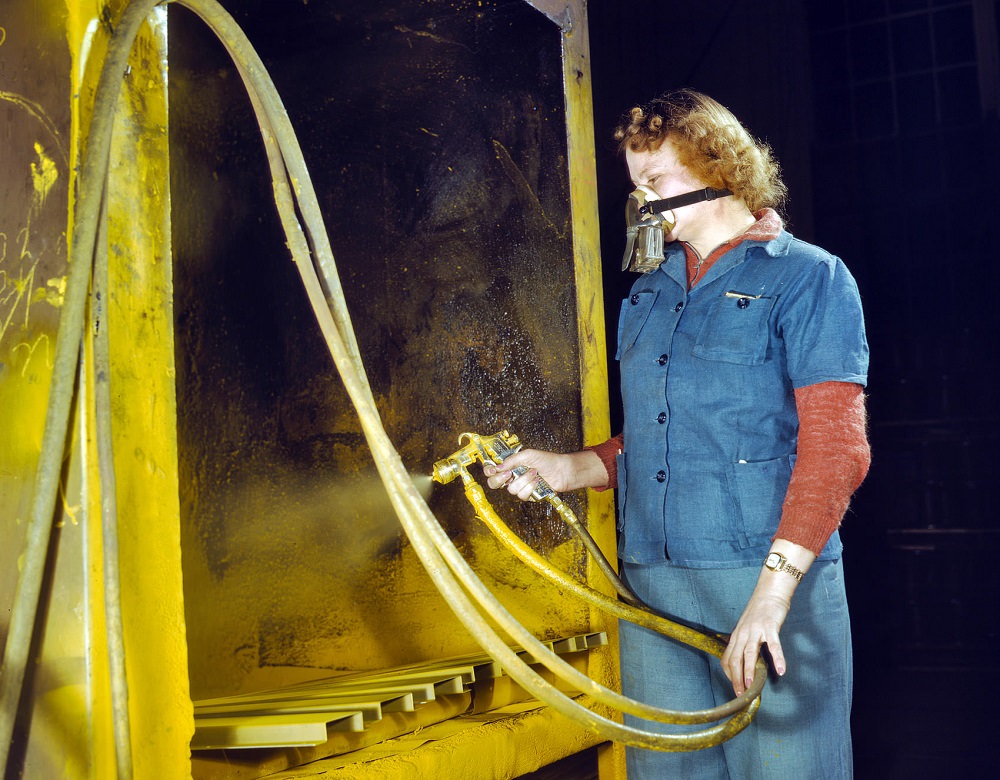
left=775, top=381, right=871, bottom=554
left=584, top=433, right=624, bottom=491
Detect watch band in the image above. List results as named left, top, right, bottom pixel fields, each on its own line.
left=764, top=552, right=804, bottom=582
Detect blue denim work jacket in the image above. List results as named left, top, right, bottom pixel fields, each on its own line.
left=615, top=230, right=869, bottom=567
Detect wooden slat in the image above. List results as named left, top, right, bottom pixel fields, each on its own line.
left=196, top=697, right=394, bottom=721
left=190, top=632, right=607, bottom=753
left=195, top=683, right=432, bottom=708
left=324, top=665, right=478, bottom=687
left=277, top=680, right=438, bottom=703
left=190, top=711, right=365, bottom=750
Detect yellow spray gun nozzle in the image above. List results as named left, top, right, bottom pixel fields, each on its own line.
left=431, top=431, right=555, bottom=501
left=431, top=431, right=662, bottom=609
left=432, top=430, right=520, bottom=483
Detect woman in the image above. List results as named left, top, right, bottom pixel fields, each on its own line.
left=486, top=89, right=870, bottom=778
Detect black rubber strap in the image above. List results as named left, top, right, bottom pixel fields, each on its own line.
left=640, top=187, right=733, bottom=216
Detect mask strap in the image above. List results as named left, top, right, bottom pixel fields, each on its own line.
left=640, top=187, right=732, bottom=217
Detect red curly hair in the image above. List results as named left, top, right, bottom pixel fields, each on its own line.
left=614, top=89, right=787, bottom=214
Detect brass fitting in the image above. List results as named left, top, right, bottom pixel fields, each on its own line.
left=431, top=431, right=523, bottom=485
left=432, top=430, right=557, bottom=503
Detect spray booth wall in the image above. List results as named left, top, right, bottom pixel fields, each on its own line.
left=1, top=2, right=194, bottom=773
left=167, top=0, right=610, bottom=699
left=0, top=4, right=72, bottom=625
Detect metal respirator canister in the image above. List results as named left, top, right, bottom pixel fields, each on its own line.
left=621, top=185, right=734, bottom=274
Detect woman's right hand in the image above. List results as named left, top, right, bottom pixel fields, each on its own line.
left=483, top=449, right=609, bottom=501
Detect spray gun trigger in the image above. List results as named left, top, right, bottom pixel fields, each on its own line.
left=490, top=435, right=521, bottom=465
left=489, top=433, right=553, bottom=500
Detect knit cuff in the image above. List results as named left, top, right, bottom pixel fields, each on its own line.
left=584, top=433, right=624, bottom=492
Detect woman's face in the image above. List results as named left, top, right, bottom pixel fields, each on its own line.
left=625, top=140, right=709, bottom=243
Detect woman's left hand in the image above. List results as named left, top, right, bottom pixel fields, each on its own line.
left=721, top=590, right=792, bottom=696
left=721, top=541, right=815, bottom=696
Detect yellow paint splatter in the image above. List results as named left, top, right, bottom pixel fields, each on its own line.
left=0, top=91, right=67, bottom=167
left=30, top=142, right=58, bottom=217
left=31, top=276, right=66, bottom=308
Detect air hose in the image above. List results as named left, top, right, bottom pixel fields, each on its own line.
left=172, top=0, right=768, bottom=749
left=0, top=1, right=159, bottom=775
left=0, top=1, right=764, bottom=774
left=428, top=430, right=768, bottom=723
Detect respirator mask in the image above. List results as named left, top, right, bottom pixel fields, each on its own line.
left=622, top=185, right=734, bottom=273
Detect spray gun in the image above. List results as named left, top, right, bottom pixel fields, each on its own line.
left=431, top=431, right=555, bottom=501
left=432, top=431, right=642, bottom=606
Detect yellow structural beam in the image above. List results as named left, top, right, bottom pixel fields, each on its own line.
left=99, top=4, right=195, bottom=776
left=75, top=0, right=194, bottom=775
left=538, top=2, right=625, bottom=777
left=2, top=1, right=618, bottom=776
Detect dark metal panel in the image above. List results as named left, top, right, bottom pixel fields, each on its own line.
left=168, top=0, right=592, bottom=696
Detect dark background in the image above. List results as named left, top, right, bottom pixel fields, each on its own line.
left=587, top=0, right=999, bottom=777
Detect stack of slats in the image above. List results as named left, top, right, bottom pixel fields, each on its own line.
left=191, top=631, right=607, bottom=751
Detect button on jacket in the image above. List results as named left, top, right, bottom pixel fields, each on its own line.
left=615, top=230, right=869, bottom=567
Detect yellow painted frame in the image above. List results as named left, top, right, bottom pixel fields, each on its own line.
left=1, top=0, right=620, bottom=776
left=72, top=1, right=194, bottom=776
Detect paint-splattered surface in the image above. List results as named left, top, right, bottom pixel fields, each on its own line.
left=169, top=0, right=594, bottom=698
left=0, top=0, right=72, bottom=656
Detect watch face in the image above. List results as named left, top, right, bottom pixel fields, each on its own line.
left=765, top=553, right=781, bottom=569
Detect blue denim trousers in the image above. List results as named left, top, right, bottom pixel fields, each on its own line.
left=619, top=559, right=853, bottom=779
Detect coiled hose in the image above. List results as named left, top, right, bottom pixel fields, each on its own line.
left=0, top=1, right=765, bottom=776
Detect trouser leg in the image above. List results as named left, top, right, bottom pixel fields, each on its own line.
left=619, top=560, right=853, bottom=779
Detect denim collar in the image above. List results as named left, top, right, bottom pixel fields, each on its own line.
left=657, top=228, right=793, bottom=291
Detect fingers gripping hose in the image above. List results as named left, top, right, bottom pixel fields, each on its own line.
left=0, top=2, right=764, bottom=775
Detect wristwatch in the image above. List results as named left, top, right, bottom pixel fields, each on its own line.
left=763, top=552, right=804, bottom=582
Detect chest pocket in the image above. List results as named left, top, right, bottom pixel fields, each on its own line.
left=692, top=291, right=778, bottom=366
left=616, top=289, right=660, bottom=360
